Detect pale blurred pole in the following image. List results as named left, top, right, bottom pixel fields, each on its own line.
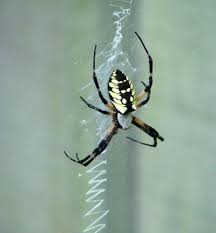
left=97, top=1, right=139, bottom=233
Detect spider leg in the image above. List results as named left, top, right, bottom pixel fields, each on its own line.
left=64, top=123, right=118, bottom=167
left=64, top=151, right=80, bottom=162
left=80, top=96, right=112, bottom=115
left=136, top=81, right=151, bottom=108
left=93, top=45, right=115, bottom=111
left=134, top=32, right=153, bottom=108
left=126, top=136, right=157, bottom=147
left=126, top=116, right=164, bottom=147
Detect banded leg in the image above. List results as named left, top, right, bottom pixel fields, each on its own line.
left=64, top=123, right=118, bottom=166
left=93, top=45, right=114, bottom=111
left=136, top=82, right=151, bottom=108
left=134, top=32, right=153, bottom=108
left=126, top=116, right=164, bottom=147
left=80, top=96, right=111, bottom=115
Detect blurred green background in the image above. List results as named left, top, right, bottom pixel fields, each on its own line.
left=1, top=0, right=216, bottom=233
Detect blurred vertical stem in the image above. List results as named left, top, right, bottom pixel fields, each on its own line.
left=98, top=1, right=138, bottom=233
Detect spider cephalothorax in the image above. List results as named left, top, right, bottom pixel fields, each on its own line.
left=64, top=32, right=164, bottom=167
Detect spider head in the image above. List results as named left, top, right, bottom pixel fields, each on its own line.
left=117, top=113, right=133, bottom=129
left=108, top=69, right=137, bottom=114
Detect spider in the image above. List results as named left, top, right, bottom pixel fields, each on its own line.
left=64, top=32, right=164, bottom=167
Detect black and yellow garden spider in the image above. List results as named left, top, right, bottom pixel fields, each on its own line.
left=64, top=32, right=164, bottom=167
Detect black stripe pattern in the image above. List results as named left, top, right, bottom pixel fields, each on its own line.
left=108, top=69, right=136, bottom=114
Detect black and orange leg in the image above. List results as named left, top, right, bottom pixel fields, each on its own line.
left=126, top=116, right=164, bottom=147
left=64, top=124, right=118, bottom=166
left=93, top=45, right=114, bottom=111
left=135, top=32, right=153, bottom=108
left=80, top=96, right=112, bottom=115
left=136, top=82, right=151, bottom=108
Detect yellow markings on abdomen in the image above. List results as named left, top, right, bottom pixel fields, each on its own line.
left=112, top=102, right=127, bottom=114
left=109, top=82, right=117, bottom=88
left=111, top=79, right=120, bottom=84
left=113, top=98, right=123, bottom=105
left=111, top=88, right=120, bottom=94
left=108, top=69, right=137, bottom=114
left=109, top=91, right=122, bottom=100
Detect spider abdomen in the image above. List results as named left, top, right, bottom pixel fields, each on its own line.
left=108, top=69, right=136, bottom=114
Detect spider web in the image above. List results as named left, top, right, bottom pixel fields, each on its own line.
left=79, top=1, right=144, bottom=233
left=95, top=9, right=135, bottom=138
left=85, top=3, right=144, bottom=139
